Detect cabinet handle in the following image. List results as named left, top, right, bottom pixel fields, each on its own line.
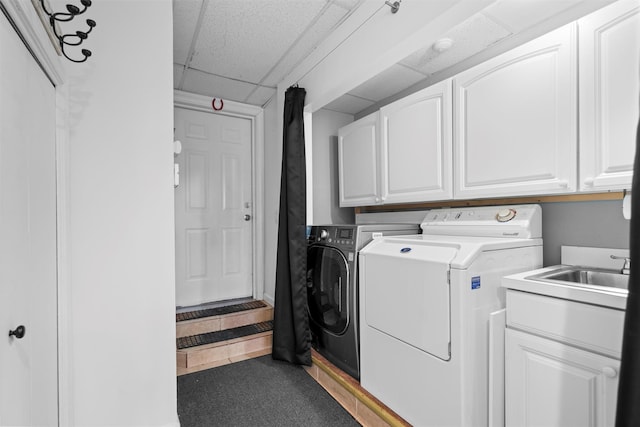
left=9, top=325, right=26, bottom=339
left=584, top=177, right=594, bottom=187
left=603, top=366, right=618, bottom=378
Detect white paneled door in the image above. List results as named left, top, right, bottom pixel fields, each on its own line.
left=0, top=11, right=58, bottom=426
left=174, top=108, right=253, bottom=306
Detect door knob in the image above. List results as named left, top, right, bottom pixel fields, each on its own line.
left=9, top=325, right=25, bottom=339
left=244, top=214, right=251, bottom=221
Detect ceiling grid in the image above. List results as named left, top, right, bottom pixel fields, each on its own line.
left=173, top=0, right=616, bottom=113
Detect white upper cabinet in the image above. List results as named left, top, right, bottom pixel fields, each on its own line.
left=379, top=79, right=453, bottom=204
left=338, top=112, right=380, bottom=207
left=338, top=81, right=452, bottom=207
left=578, top=0, right=639, bottom=192
left=453, top=24, right=578, bottom=199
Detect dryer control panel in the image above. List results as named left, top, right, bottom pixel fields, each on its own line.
left=421, top=204, right=542, bottom=239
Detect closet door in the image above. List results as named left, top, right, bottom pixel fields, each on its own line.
left=0, top=10, right=58, bottom=426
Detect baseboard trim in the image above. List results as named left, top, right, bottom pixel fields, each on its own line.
left=306, top=349, right=410, bottom=427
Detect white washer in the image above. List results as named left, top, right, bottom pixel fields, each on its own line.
left=359, top=205, right=543, bottom=427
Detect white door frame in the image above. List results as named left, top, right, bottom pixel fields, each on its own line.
left=0, top=0, right=71, bottom=425
left=174, top=90, right=265, bottom=303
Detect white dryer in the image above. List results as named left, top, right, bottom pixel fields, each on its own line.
left=359, top=205, right=543, bottom=427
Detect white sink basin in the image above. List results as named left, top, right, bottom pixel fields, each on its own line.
left=526, top=266, right=628, bottom=290
left=503, top=265, right=628, bottom=310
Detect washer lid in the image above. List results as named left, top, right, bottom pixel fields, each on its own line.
left=360, top=241, right=456, bottom=361
left=362, top=235, right=541, bottom=269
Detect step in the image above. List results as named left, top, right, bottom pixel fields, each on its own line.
left=176, top=300, right=273, bottom=338
left=177, top=321, right=273, bottom=376
left=176, top=300, right=274, bottom=376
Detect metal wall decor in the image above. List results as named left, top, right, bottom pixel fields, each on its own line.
left=211, top=98, right=224, bottom=111
left=39, top=0, right=96, bottom=63
left=385, top=0, right=400, bottom=13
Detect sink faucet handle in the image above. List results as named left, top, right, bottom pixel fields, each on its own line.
left=610, top=255, right=631, bottom=275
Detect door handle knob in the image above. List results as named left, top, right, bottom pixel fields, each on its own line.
left=244, top=214, right=251, bottom=221
left=9, top=325, right=25, bottom=339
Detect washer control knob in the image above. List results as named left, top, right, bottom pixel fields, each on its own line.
left=319, top=229, right=329, bottom=240
left=496, top=208, right=516, bottom=222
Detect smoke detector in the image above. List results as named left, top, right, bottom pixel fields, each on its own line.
left=433, top=38, right=454, bottom=53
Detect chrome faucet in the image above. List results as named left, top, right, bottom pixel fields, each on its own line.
left=610, top=255, right=631, bottom=275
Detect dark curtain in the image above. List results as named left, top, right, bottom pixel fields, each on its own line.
left=272, top=86, right=311, bottom=366
left=616, top=108, right=640, bottom=425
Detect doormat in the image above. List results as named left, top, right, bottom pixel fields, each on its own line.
left=176, top=320, right=273, bottom=350
left=176, top=300, right=267, bottom=322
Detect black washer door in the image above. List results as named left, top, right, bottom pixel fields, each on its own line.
left=307, top=245, right=349, bottom=335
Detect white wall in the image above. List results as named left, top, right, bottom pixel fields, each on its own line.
left=63, top=1, right=177, bottom=426
left=311, top=109, right=355, bottom=225
left=540, top=201, right=630, bottom=266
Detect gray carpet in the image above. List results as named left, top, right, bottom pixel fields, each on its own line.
left=177, top=355, right=361, bottom=427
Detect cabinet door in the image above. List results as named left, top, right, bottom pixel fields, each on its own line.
left=338, top=112, right=380, bottom=207
left=579, top=0, right=639, bottom=191
left=379, top=79, right=453, bottom=204
left=454, top=24, right=577, bottom=199
left=506, top=328, right=619, bottom=427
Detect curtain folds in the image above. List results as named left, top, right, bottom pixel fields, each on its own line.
left=272, top=86, right=311, bottom=366
left=616, top=112, right=640, bottom=426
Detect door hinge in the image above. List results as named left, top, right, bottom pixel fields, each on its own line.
left=447, top=269, right=450, bottom=284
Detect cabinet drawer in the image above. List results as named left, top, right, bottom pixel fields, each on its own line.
left=506, top=290, right=624, bottom=358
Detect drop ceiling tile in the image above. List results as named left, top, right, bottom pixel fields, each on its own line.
left=348, top=64, right=428, bottom=102
left=482, top=0, right=581, bottom=33
left=190, top=0, right=327, bottom=84
left=173, top=0, right=203, bottom=65
left=323, top=94, right=375, bottom=115
left=244, top=86, right=277, bottom=107
left=181, top=68, right=256, bottom=102
left=333, top=0, right=362, bottom=11
left=401, top=13, right=512, bottom=76
left=262, top=4, right=351, bottom=87
left=174, top=63, right=185, bottom=89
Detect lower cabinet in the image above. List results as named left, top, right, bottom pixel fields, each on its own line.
left=506, top=328, right=619, bottom=427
